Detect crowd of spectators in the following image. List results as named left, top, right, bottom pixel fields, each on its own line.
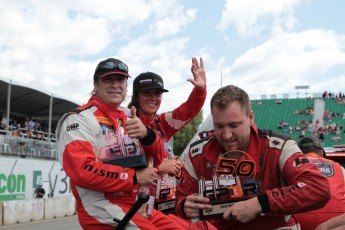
left=322, top=90, right=345, bottom=104
left=273, top=93, right=345, bottom=145
left=0, top=112, right=51, bottom=141
left=0, top=113, right=57, bottom=158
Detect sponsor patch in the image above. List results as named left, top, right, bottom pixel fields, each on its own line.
left=66, top=123, right=79, bottom=132
left=96, top=116, right=113, bottom=125
left=140, top=79, right=153, bottom=85
left=314, top=161, right=334, bottom=177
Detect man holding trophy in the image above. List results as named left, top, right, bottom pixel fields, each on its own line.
left=175, top=85, right=331, bottom=230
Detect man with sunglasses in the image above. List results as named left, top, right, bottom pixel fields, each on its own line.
left=56, top=58, right=185, bottom=229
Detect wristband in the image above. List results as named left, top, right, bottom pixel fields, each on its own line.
left=259, top=205, right=265, bottom=216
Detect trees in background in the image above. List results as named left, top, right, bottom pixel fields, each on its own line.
left=173, top=112, right=203, bottom=155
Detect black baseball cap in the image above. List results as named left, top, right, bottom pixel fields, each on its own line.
left=133, top=72, right=169, bottom=93
left=94, top=58, right=131, bottom=81
left=298, top=136, right=325, bottom=156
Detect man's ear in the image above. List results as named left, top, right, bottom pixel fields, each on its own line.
left=249, top=110, right=254, bottom=124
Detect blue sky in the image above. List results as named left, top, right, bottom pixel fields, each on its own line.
left=0, top=0, right=344, bottom=118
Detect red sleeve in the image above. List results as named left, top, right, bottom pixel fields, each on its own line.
left=141, top=128, right=165, bottom=167
left=160, top=86, right=207, bottom=140
left=266, top=150, right=331, bottom=214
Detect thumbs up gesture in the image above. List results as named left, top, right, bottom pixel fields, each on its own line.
left=124, top=106, right=148, bottom=140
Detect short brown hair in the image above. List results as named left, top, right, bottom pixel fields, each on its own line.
left=210, top=85, right=251, bottom=115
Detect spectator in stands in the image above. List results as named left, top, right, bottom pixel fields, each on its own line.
left=331, top=136, right=342, bottom=142
left=336, top=127, right=341, bottom=135
left=299, top=128, right=306, bottom=139
left=127, top=57, right=206, bottom=213
left=10, top=129, right=17, bottom=137
left=323, top=111, right=330, bottom=122
left=34, top=119, right=42, bottom=131
left=10, top=118, right=18, bottom=130
left=295, top=136, right=345, bottom=230
left=255, top=100, right=263, bottom=105
left=35, top=132, right=45, bottom=141
left=0, top=113, right=7, bottom=131
left=16, top=129, right=23, bottom=137
left=25, top=117, right=35, bottom=131
left=55, top=57, right=184, bottom=229
left=295, top=124, right=301, bottom=131
left=175, top=84, right=330, bottom=230
left=25, top=130, right=33, bottom=139
left=275, top=99, right=282, bottom=104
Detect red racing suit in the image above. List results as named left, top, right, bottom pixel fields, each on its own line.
left=139, top=86, right=206, bottom=155
left=139, top=86, right=206, bottom=212
left=294, top=152, right=345, bottom=230
left=56, top=96, right=184, bottom=230
left=175, top=124, right=331, bottom=230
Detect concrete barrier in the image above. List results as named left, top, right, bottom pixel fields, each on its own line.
left=45, top=196, right=76, bottom=219
left=0, top=202, right=3, bottom=225
left=1, top=196, right=76, bottom=226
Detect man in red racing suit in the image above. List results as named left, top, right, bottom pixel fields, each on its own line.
left=294, top=136, right=345, bottom=230
left=175, top=84, right=331, bottom=230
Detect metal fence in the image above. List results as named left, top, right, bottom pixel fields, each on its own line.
left=0, top=135, right=57, bottom=160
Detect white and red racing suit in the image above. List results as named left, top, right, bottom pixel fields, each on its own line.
left=56, top=96, right=184, bottom=230
left=175, top=124, right=331, bottom=230
left=295, top=152, right=345, bottom=230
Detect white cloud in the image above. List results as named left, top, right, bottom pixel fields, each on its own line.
left=0, top=0, right=195, bottom=105
left=218, top=0, right=301, bottom=37
left=223, top=29, right=345, bottom=98
left=149, top=8, right=197, bottom=38
left=0, top=0, right=344, bottom=124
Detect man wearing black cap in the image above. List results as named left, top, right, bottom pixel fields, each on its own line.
left=295, top=136, right=345, bottom=230
left=56, top=58, right=185, bottom=229
left=127, top=57, right=206, bottom=214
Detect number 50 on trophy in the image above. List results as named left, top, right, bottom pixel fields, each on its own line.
left=199, top=150, right=260, bottom=219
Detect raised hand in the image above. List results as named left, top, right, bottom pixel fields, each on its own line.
left=125, top=106, right=148, bottom=140
left=188, top=57, right=206, bottom=90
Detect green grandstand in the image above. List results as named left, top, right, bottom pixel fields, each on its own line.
left=251, top=97, right=345, bottom=148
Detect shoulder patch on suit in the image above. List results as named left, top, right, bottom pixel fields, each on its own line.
left=66, top=123, right=80, bottom=132
left=258, top=128, right=291, bottom=150
left=190, top=136, right=213, bottom=158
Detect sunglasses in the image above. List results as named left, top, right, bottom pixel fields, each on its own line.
left=96, top=61, right=128, bottom=73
